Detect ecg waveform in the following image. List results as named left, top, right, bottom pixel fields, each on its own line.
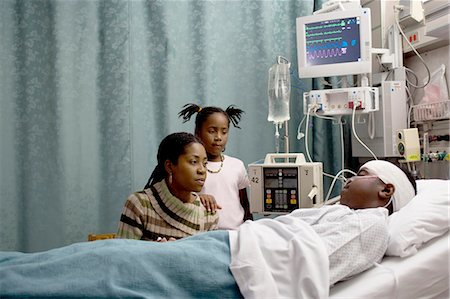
left=307, top=39, right=351, bottom=60
left=307, top=47, right=347, bottom=60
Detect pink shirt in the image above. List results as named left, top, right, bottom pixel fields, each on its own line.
left=201, top=155, right=250, bottom=230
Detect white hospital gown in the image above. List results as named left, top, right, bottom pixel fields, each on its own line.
left=229, top=204, right=389, bottom=298
left=291, top=204, right=389, bottom=285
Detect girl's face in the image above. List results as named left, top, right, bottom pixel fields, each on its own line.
left=197, top=112, right=229, bottom=162
left=339, top=170, right=388, bottom=209
left=167, top=142, right=207, bottom=202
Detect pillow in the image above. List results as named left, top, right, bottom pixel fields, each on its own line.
left=386, top=179, right=450, bottom=257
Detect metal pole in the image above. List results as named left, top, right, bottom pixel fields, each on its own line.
left=284, top=120, right=289, bottom=153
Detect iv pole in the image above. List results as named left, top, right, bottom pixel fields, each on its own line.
left=284, top=121, right=289, bottom=153
left=274, top=121, right=289, bottom=154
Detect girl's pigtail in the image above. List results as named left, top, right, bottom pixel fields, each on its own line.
left=225, top=105, right=244, bottom=129
left=178, top=103, right=201, bottom=123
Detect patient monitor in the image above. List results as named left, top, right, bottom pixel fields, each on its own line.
left=249, top=153, right=323, bottom=216
left=296, top=7, right=372, bottom=79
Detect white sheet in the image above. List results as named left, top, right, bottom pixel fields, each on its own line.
left=229, top=216, right=329, bottom=299
left=330, top=231, right=450, bottom=299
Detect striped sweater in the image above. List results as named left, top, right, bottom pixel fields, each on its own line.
left=117, top=180, right=219, bottom=241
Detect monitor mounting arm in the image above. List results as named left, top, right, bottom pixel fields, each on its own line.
left=314, top=0, right=361, bottom=15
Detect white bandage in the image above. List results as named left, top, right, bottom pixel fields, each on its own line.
left=360, top=160, right=415, bottom=212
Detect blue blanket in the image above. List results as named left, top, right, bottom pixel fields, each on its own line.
left=0, top=230, right=242, bottom=298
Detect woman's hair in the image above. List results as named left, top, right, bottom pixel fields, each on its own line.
left=178, top=103, right=244, bottom=133
left=143, top=132, right=202, bottom=189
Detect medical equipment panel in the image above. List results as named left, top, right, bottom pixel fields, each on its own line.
left=351, top=81, right=408, bottom=157
left=304, top=86, right=379, bottom=116
left=249, top=153, right=323, bottom=215
left=396, top=128, right=420, bottom=161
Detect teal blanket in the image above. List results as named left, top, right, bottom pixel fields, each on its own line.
left=0, top=230, right=242, bottom=298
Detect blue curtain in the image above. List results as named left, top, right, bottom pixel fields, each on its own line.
left=0, top=0, right=345, bottom=252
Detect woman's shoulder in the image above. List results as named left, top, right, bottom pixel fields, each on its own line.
left=128, top=190, right=150, bottom=202
left=123, top=190, right=154, bottom=211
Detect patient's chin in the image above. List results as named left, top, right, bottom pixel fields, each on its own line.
left=339, top=194, right=350, bottom=206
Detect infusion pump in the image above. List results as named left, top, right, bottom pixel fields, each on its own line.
left=248, top=153, right=323, bottom=216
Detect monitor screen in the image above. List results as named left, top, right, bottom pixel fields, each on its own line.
left=296, top=8, right=372, bottom=78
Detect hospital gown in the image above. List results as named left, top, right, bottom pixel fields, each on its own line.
left=295, top=204, right=389, bottom=285
left=229, top=204, right=389, bottom=298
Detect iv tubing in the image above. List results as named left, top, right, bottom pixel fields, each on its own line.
left=284, top=120, right=289, bottom=153
left=275, top=123, right=280, bottom=153
left=351, top=103, right=378, bottom=160
left=305, top=106, right=314, bottom=162
left=325, top=168, right=357, bottom=202
left=368, top=112, right=375, bottom=139
left=339, top=117, right=344, bottom=171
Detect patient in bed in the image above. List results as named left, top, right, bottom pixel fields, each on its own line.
left=229, top=160, right=417, bottom=298
left=0, top=160, right=417, bottom=299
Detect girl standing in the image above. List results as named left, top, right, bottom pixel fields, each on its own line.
left=117, top=132, right=219, bottom=241
left=178, top=103, right=252, bottom=230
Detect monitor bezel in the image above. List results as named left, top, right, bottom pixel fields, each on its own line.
left=296, top=8, right=372, bottom=79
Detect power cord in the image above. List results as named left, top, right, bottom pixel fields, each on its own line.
left=394, top=4, right=431, bottom=89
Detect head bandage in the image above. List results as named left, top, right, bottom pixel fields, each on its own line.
left=360, top=160, right=415, bottom=212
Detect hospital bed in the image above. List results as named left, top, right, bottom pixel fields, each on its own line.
left=331, top=231, right=449, bottom=298
left=0, top=179, right=448, bottom=298
left=330, top=179, right=450, bottom=299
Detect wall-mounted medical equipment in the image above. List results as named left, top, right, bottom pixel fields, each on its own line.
left=351, top=81, right=408, bottom=157
left=296, top=2, right=413, bottom=161
left=248, top=153, right=323, bottom=216
left=398, top=0, right=425, bottom=28
left=397, top=128, right=421, bottom=161
left=304, top=86, right=379, bottom=116
left=296, top=7, right=372, bottom=79
left=297, top=6, right=381, bottom=122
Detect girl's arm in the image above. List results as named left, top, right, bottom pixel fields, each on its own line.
left=239, top=188, right=253, bottom=221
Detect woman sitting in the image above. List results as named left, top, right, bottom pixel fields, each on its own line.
left=116, top=132, right=219, bottom=242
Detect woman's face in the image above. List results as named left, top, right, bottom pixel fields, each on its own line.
left=170, top=142, right=208, bottom=195
left=196, top=112, right=229, bottom=162
left=339, top=170, right=388, bottom=209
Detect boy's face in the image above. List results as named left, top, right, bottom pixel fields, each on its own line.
left=196, top=112, right=229, bottom=161
left=339, top=170, right=388, bottom=209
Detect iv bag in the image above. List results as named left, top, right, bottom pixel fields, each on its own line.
left=268, top=57, right=291, bottom=123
